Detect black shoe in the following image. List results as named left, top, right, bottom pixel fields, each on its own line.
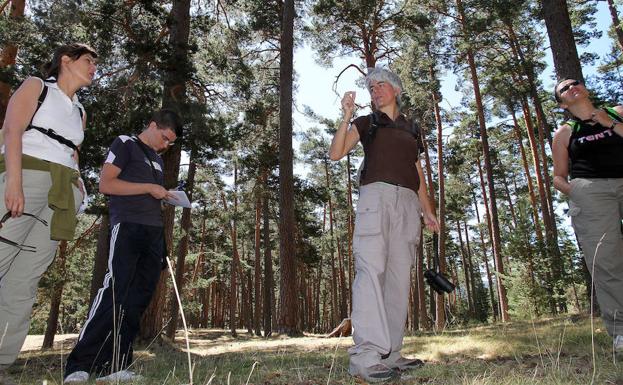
left=355, top=364, right=400, bottom=383
left=388, top=357, right=424, bottom=371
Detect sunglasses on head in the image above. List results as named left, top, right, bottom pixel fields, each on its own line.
left=0, top=211, right=48, bottom=252
left=558, top=80, right=581, bottom=96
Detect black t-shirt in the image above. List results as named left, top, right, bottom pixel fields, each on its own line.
left=568, top=119, right=623, bottom=179
left=354, top=111, right=424, bottom=193
left=104, top=135, right=164, bottom=226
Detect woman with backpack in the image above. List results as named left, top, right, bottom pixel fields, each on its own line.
left=552, top=78, right=623, bottom=354
left=0, top=43, right=97, bottom=382
left=329, top=67, right=439, bottom=383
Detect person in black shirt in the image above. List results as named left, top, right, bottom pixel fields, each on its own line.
left=552, top=78, right=623, bottom=354
left=64, top=109, right=182, bottom=384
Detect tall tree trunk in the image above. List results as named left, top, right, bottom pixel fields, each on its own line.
left=346, top=155, right=354, bottom=314
left=520, top=97, right=559, bottom=314
left=607, top=0, right=623, bottom=51
left=472, top=190, right=497, bottom=321
left=165, top=154, right=197, bottom=339
left=90, top=214, right=110, bottom=305
left=510, top=107, right=545, bottom=249
left=141, top=0, right=191, bottom=341
left=463, top=219, right=478, bottom=316
left=456, top=221, right=474, bottom=315
left=541, top=0, right=585, bottom=81
left=254, top=180, right=263, bottom=336
left=0, top=0, right=25, bottom=124
left=262, top=177, right=274, bottom=337
left=416, top=236, right=429, bottom=329
left=220, top=162, right=241, bottom=337
left=457, top=0, right=509, bottom=322
left=42, top=241, right=67, bottom=349
left=277, top=0, right=298, bottom=335
left=425, top=74, right=446, bottom=330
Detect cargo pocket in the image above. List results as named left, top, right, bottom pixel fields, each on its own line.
left=354, top=192, right=381, bottom=237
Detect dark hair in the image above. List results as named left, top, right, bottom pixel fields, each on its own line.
left=151, top=109, right=183, bottom=138
left=554, top=77, right=577, bottom=103
left=42, top=43, right=98, bottom=79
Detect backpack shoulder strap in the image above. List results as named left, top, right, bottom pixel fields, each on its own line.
left=604, top=106, right=623, bottom=123
left=366, top=112, right=379, bottom=144
left=26, top=79, right=48, bottom=129
left=564, top=120, right=580, bottom=133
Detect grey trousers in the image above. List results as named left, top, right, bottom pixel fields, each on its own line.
left=569, top=177, right=623, bottom=337
left=349, top=182, right=422, bottom=371
left=0, top=170, right=81, bottom=367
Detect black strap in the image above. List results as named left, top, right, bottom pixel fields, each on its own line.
left=133, top=136, right=159, bottom=183
left=360, top=112, right=421, bottom=181
left=25, top=80, right=81, bottom=153
left=28, top=126, right=79, bottom=153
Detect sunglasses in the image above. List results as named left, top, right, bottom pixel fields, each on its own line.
left=558, top=80, right=581, bottom=96
left=0, top=211, right=48, bottom=252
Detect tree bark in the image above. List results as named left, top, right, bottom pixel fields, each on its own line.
left=42, top=241, right=67, bottom=349
left=254, top=181, right=263, bottom=336
left=277, top=0, right=298, bottom=336
left=90, top=215, right=110, bottom=305
left=607, top=0, right=623, bottom=52
left=262, top=172, right=274, bottom=337
left=457, top=0, right=509, bottom=322
left=165, top=154, right=197, bottom=339
left=140, top=0, right=190, bottom=340
left=541, top=0, right=585, bottom=81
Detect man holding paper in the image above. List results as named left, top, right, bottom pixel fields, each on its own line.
left=64, top=109, right=182, bottom=383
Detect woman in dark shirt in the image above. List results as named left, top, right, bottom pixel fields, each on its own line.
left=552, top=78, right=623, bottom=353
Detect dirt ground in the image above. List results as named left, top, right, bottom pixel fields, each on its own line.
left=21, top=329, right=353, bottom=356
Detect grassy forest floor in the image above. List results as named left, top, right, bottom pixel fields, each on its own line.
left=9, top=315, right=623, bottom=384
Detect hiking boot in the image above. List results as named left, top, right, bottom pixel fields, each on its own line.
left=350, top=363, right=400, bottom=383
left=614, top=335, right=623, bottom=352
left=64, top=371, right=89, bottom=383
left=385, top=356, right=425, bottom=371
left=96, top=370, right=143, bottom=384
left=0, top=369, right=17, bottom=385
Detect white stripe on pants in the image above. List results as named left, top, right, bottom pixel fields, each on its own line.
left=349, top=182, right=422, bottom=371
left=0, top=170, right=81, bottom=367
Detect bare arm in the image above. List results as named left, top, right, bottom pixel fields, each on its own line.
left=552, top=124, right=572, bottom=195
left=416, top=160, right=440, bottom=233
left=2, top=77, right=43, bottom=216
left=99, top=163, right=172, bottom=199
left=329, top=91, right=361, bottom=161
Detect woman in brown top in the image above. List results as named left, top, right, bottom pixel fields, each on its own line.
left=329, top=67, right=438, bottom=383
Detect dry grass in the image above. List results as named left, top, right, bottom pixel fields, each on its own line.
left=7, top=315, right=623, bottom=384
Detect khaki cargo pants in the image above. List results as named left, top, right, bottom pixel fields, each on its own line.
left=569, top=177, right=623, bottom=337
left=349, top=182, right=422, bottom=374
left=0, top=170, right=81, bottom=367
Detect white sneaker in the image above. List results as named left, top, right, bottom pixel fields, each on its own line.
left=95, top=370, right=143, bottom=383
left=64, top=371, right=89, bottom=383
left=614, top=335, right=623, bottom=352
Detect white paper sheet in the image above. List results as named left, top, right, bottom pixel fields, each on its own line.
left=164, top=190, right=192, bottom=208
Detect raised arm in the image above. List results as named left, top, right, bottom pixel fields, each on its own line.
left=329, top=91, right=361, bottom=161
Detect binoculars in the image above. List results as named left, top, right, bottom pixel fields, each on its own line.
left=424, top=269, right=455, bottom=294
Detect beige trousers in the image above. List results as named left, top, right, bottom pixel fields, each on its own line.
left=569, top=177, right=623, bottom=337
left=0, top=170, right=81, bottom=367
left=349, top=182, right=422, bottom=372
